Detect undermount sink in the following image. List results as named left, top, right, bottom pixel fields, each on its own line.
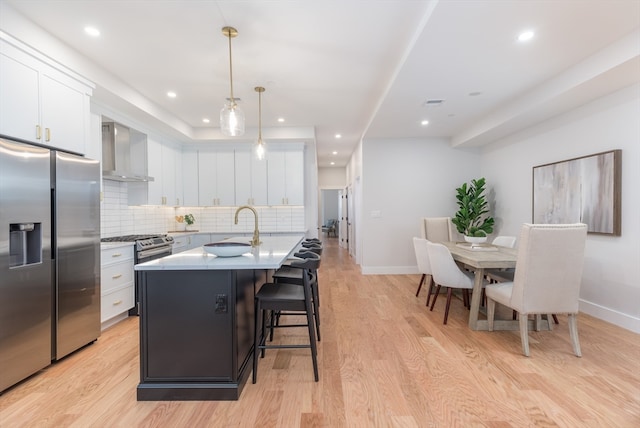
left=203, top=242, right=252, bottom=257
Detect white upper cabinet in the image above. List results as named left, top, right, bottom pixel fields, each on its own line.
left=198, top=148, right=235, bottom=206
left=161, top=142, right=181, bottom=206
left=182, top=148, right=199, bottom=206
left=0, top=37, right=93, bottom=154
left=145, top=137, right=164, bottom=205
left=267, top=147, right=304, bottom=205
left=129, top=137, right=182, bottom=206
left=234, top=146, right=268, bottom=206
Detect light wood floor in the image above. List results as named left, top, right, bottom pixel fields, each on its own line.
left=1, top=238, right=639, bottom=427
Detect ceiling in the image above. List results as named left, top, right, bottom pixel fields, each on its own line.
left=2, top=0, right=639, bottom=168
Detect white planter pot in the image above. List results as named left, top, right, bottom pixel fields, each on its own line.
left=464, top=235, right=487, bottom=244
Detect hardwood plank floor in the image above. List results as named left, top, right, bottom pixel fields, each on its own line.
left=1, top=238, right=639, bottom=427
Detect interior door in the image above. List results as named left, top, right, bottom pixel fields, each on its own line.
left=340, top=187, right=348, bottom=250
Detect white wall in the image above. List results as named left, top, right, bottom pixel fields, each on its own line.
left=359, top=138, right=481, bottom=273
left=481, top=84, right=640, bottom=332
left=318, top=167, right=346, bottom=188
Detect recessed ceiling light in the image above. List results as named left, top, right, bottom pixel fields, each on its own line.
left=330, top=162, right=335, bottom=165
left=84, top=26, right=100, bottom=37
left=202, top=118, right=210, bottom=124
left=277, top=117, right=285, bottom=123
left=332, top=151, right=338, bottom=155
left=167, top=91, right=177, bottom=98
left=518, top=30, right=535, bottom=42
left=335, top=134, right=342, bottom=139
left=421, top=120, right=429, bottom=126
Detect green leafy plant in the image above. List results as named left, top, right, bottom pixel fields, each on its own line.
left=452, top=177, right=495, bottom=237
left=184, top=214, right=195, bottom=226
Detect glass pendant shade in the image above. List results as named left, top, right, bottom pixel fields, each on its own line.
left=254, top=138, right=266, bottom=160
left=220, top=101, right=245, bottom=137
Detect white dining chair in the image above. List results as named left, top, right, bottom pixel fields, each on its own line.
left=485, top=223, right=588, bottom=357
left=412, top=237, right=436, bottom=305
left=492, top=235, right=516, bottom=248
left=426, top=241, right=479, bottom=324
left=419, top=217, right=453, bottom=243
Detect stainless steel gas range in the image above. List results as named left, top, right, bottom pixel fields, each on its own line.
left=101, top=234, right=174, bottom=315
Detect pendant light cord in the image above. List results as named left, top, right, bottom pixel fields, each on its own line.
left=258, top=89, right=262, bottom=140
left=227, top=28, right=235, bottom=104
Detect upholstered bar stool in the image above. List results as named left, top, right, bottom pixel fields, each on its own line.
left=253, top=254, right=321, bottom=383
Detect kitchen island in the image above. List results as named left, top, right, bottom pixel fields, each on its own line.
left=134, top=234, right=304, bottom=400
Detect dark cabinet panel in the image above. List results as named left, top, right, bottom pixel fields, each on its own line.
left=138, top=268, right=268, bottom=400
left=143, top=271, right=233, bottom=380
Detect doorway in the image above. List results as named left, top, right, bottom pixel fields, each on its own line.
left=320, top=189, right=340, bottom=239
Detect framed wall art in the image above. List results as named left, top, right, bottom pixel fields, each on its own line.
left=532, top=150, right=621, bottom=235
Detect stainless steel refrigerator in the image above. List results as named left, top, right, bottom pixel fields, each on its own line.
left=0, top=136, right=101, bottom=392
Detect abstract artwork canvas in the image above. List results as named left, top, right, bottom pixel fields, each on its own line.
left=532, top=150, right=621, bottom=235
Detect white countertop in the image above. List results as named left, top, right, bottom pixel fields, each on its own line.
left=134, top=234, right=304, bottom=271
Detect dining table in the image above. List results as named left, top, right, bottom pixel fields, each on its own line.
left=442, top=241, right=552, bottom=331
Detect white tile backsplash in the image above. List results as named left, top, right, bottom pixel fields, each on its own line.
left=100, top=181, right=306, bottom=237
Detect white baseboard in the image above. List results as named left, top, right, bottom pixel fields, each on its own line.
left=357, top=269, right=639, bottom=334
left=101, top=312, right=129, bottom=331
left=579, top=299, right=640, bottom=334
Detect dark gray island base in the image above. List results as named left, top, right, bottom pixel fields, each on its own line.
left=134, top=235, right=303, bottom=401
left=137, top=268, right=268, bottom=400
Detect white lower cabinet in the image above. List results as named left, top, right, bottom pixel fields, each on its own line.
left=171, top=234, right=191, bottom=253
left=100, top=245, right=134, bottom=328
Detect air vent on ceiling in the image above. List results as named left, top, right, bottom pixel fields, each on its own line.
left=423, top=99, right=445, bottom=107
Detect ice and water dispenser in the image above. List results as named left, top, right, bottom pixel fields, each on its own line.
left=9, top=223, right=42, bottom=268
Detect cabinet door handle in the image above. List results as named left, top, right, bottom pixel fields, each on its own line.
left=45, top=128, right=51, bottom=142
left=36, top=125, right=42, bottom=140
left=162, top=196, right=167, bottom=205
left=112, top=274, right=122, bottom=279
left=113, top=300, right=123, bottom=306
left=112, top=253, right=122, bottom=258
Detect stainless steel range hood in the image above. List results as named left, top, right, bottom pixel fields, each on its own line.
left=101, top=122, right=154, bottom=182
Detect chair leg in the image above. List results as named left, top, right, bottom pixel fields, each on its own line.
left=487, top=298, right=496, bottom=331
left=415, top=274, right=425, bottom=296
left=519, top=313, right=530, bottom=357
left=304, top=291, right=319, bottom=382
left=552, top=314, right=559, bottom=324
left=269, top=310, right=276, bottom=342
left=261, top=308, right=267, bottom=358
left=443, top=287, right=453, bottom=325
left=547, top=314, right=554, bottom=331
left=568, top=313, right=582, bottom=357
left=425, top=276, right=434, bottom=307
left=312, top=283, right=321, bottom=341
left=429, top=284, right=441, bottom=310
left=253, top=300, right=261, bottom=384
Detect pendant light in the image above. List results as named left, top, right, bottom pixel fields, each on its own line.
left=254, top=86, right=266, bottom=160
left=220, top=26, right=245, bottom=136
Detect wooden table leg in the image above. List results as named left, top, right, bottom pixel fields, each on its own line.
left=468, top=268, right=485, bottom=330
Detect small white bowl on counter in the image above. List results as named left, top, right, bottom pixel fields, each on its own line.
left=203, top=242, right=252, bottom=257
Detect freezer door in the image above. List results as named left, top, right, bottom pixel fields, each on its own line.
left=54, top=151, right=101, bottom=360
left=0, top=138, right=52, bottom=392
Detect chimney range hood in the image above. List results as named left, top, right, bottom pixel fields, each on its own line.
left=101, top=122, right=154, bottom=182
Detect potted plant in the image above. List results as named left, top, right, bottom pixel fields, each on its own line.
left=452, top=177, right=495, bottom=243
left=184, top=214, right=195, bottom=230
